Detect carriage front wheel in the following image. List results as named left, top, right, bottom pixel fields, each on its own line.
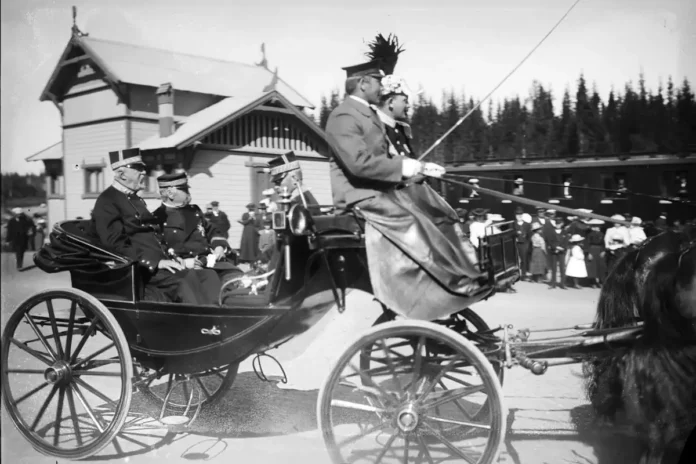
left=1, top=288, right=133, bottom=460
left=318, top=320, right=505, bottom=464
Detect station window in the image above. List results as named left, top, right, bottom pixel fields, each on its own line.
left=614, top=172, right=627, bottom=198
left=83, top=166, right=104, bottom=194
left=48, top=173, right=61, bottom=196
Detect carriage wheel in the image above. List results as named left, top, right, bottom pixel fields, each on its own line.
left=362, top=308, right=504, bottom=421
left=1, top=288, right=133, bottom=460
left=138, top=363, right=239, bottom=414
left=319, top=320, right=505, bottom=464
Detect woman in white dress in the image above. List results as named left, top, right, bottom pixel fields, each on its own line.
left=565, top=234, right=588, bottom=288
left=604, top=214, right=630, bottom=271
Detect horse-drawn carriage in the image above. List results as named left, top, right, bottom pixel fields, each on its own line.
left=1, top=183, right=684, bottom=463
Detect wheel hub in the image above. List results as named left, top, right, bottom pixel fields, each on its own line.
left=44, top=361, right=71, bottom=386
left=396, top=404, right=420, bottom=433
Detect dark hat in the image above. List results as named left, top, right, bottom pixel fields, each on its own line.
left=342, top=60, right=385, bottom=80
left=258, top=203, right=267, bottom=210
left=554, top=215, right=565, bottom=223
left=514, top=206, right=524, bottom=215
left=546, top=209, right=557, bottom=217
left=211, top=201, right=219, bottom=207
left=536, top=206, right=546, bottom=212
left=263, top=218, right=272, bottom=225
left=109, top=148, right=144, bottom=170
left=472, top=208, right=489, bottom=217
left=246, top=203, right=256, bottom=210
left=455, top=208, right=468, bottom=217
left=267, top=151, right=301, bottom=181
left=157, top=171, right=189, bottom=189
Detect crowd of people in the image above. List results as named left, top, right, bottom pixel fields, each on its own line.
left=454, top=205, right=693, bottom=290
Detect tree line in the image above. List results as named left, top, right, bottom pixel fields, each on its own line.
left=1, top=173, right=46, bottom=201
left=317, top=73, right=696, bottom=165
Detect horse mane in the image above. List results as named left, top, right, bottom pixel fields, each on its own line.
left=594, top=247, right=640, bottom=330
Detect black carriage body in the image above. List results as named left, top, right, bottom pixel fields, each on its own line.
left=37, top=205, right=518, bottom=375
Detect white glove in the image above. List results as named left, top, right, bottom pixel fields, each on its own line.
left=183, top=258, right=196, bottom=269
left=401, top=158, right=423, bottom=178
left=422, top=162, right=446, bottom=178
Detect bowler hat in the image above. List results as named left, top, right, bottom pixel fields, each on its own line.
left=455, top=208, right=468, bottom=217
left=211, top=201, right=220, bottom=207
left=246, top=203, right=256, bottom=210
left=471, top=208, right=489, bottom=217
left=514, top=206, right=524, bottom=215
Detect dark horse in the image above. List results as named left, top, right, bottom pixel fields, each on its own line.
left=584, top=225, right=696, bottom=464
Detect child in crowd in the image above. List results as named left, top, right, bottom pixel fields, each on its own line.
left=565, top=234, right=587, bottom=288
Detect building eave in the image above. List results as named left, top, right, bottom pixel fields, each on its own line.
left=25, top=141, right=63, bottom=162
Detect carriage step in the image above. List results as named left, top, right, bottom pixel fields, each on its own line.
left=159, top=415, right=192, bottom=426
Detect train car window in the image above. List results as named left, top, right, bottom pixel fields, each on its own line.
left=502, top=175, right=514, bottom=194
left=549, top=174, right=562, bottom=198
left=677, top=171, right=688, bottom=198
left=659, top=171, right=673, bottom=198
left=513, top=176, right=524, bottom=196
left=614, top=172, right=627, bottom=198
left=600, top=174, right=614, bottom=198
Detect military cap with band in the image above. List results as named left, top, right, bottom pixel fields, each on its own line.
left=157, top=172, right=189, bottom=189
left=109, top=148, right=145, bottom=170
left=266, top=151, right=301, bottom=181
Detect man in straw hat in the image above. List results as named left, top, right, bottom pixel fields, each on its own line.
left=324, top=34, right=488, bottom=320
left=152, top=172, right=242, bottom=285
left=89, top=148, right=220, bottom=304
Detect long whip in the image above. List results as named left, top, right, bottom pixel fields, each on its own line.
left=418, top=0, right=583, bottom=161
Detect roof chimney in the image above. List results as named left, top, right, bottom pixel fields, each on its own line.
left=156, top=83, right=174, bottom=137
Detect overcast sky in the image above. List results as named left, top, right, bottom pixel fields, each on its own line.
left=2, top=0, right=694, bottom=174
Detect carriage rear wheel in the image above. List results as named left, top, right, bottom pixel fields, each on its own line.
left=362, top=307, right=504, bottom=421
left=138, top=363, right=239, bottom=415
left=1, top=288, right=133, bottom=460
left=319, top=320, right=505, bottom=464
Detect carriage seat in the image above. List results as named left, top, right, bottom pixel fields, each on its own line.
left=312, top=214, right=363, bottom=236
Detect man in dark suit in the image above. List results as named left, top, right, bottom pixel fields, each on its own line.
left=152, top=172, right=242, bottom=286
left=89, top=148, right=220, bottom=304
left=545, top=214, right=568, bottom=289
left=323, top=50, right=485, bottom=320
left=206, top=201, right=231, bottom=239
left=513, top=206, right=532, bottom=280
left=5, top=207, right=32, bottom=270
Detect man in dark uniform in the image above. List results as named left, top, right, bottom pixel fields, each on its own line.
left=89, top=148, right=220, bottom=305
left=152, top=172, right=243, bottom=285
left=5, top=207, right=32, bottom=270
left=266, top=151, right=321, bottom=210
left=324, top=43, right=486, bottom=321
left=206, top=201, right=231, bottom=239
left=513, top=206, right=531, bottom=280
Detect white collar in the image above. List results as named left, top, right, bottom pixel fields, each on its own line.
left=162, top=201, right=185, bottom=209
left=349, top=95, right=370, bottom=108
left=374, top=108, right=396, bottom=128
left=112, top=181, right=137, bottom=196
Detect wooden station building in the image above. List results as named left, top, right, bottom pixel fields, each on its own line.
left=27, top=23, right=331, bottom=246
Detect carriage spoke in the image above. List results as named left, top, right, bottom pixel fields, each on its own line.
left=53, top=387, right=66, bottom=446
left=65, top=386, right=84, bottom=446
left=442, top=373, right=474, bottom=386
left=9, top=338, right=53, bottom=365
left=112, top=436, right=125, bottom=455
left=45, top=299, right=65, bottom=360
left=416, top=356, right=464, bottom=403
left=348, top=362, right=394, bottom=404
left=330, top=399, right=386, bottom=414
left=13, top=381, right=50, bottom=406
left=64, top=301, right=77, bottom=359
left=70, top=384, right=104, bottom=433
left=72, top=342, right=116, bottom=369
left=379, top=339, right=404, bottom=394
left=415, top=434, right=436, bottom=464
left=374, top=432, right=397, bottom=464
left=117, top=432, right=149, bottom=448
left=422, top=385, right=486, bottom=411
left=24, top=313, right=57, bottom=361
left=420, top=422, right=479, bottom=464
left=6, top=369, right=48, bottom=374
left=410, top=337, right=425, bottom=397
left=72, top=376, right=119, bottom=408
left=403, top=436, right=410, bottom=464
left=425, top=414, right=490, bottom=430
left=73, top=370, right=122, bottom=377
left=68, top=317, right=99, bottom=365
left=29, top=384, right=59, bottom=432
left=438, top=380, right=474, bottom=421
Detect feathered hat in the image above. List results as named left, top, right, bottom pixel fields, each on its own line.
left=365, top=33, right=405, bottom=76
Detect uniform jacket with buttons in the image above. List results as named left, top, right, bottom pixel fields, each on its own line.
left=152, top=203, right=229, bottom=259
left=513, top=220, right=532, bottom=244
left=376, top=108, right=416, bottom=159
left=325, top=97, right=404, bottom=210
left=89, top=185, right=167, bottom=273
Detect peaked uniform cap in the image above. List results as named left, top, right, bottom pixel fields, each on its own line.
left=157, top=172, right=189, bottom=188
left=109, top=148, right=144, bottom=170
left=342, top=60, right=386, bottom=79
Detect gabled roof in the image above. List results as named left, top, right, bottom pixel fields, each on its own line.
left=40, top=35, right=314, bottom=109
left=25, top=141, right=63, bottom=162
left=137, top=90, right=325, bottom=152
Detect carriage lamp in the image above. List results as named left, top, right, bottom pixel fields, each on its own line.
left=288, top=204, right=315, bottom=236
